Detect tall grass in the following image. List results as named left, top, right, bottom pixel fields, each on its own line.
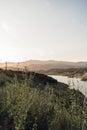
left=0, top=73, right=87, bottom=130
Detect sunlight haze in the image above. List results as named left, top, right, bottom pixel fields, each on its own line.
left=0, top=0, right=87, bottom=62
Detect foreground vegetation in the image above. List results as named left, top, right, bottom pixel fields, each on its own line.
left=0, top=69, right=87, bottom=130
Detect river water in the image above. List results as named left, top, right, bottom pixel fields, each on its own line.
left=49, top=75, right=87, bottom=97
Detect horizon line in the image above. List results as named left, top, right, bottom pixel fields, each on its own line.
left=0, top=59, right=87, bottom=63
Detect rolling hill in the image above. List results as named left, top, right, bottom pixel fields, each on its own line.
left=0, top=60, right=87, bottom=71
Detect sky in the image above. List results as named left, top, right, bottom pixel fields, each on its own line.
left=0, top=0, right=87, bottom=62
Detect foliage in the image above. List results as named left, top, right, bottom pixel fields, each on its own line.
left=0, top=70, right=87, bottom=130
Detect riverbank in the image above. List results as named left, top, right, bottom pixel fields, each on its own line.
left=81, top=76, right=87, bottom=81
left=49, top=75, right=87, bottom=97
left=38, top=67, right=87, bottom=80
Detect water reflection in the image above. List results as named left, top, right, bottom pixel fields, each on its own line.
left=49, top=75, right=87, bottom=97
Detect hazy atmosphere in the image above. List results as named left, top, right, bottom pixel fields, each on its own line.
left=0, top=1, right=87, bottom=130
left=0, top=0, right=87, bottom=62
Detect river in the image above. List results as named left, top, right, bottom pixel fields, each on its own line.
left=49, top=75, right=87, bottom=97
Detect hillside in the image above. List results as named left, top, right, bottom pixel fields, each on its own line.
left=0, top=69, right=57, bottom=87
left=0, top=69, right=87, bottom=130
left=0, top=60, right=87, bottom=71
left=39, top=68, right=87, bottom=78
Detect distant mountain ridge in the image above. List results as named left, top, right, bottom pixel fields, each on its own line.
left=0, top=60, right=87, bottom=71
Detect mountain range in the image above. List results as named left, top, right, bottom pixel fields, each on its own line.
left=0, top=60, right=87, bottom=71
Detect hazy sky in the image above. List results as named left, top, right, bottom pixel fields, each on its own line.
left=0, top=0, right=87, bottom=62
